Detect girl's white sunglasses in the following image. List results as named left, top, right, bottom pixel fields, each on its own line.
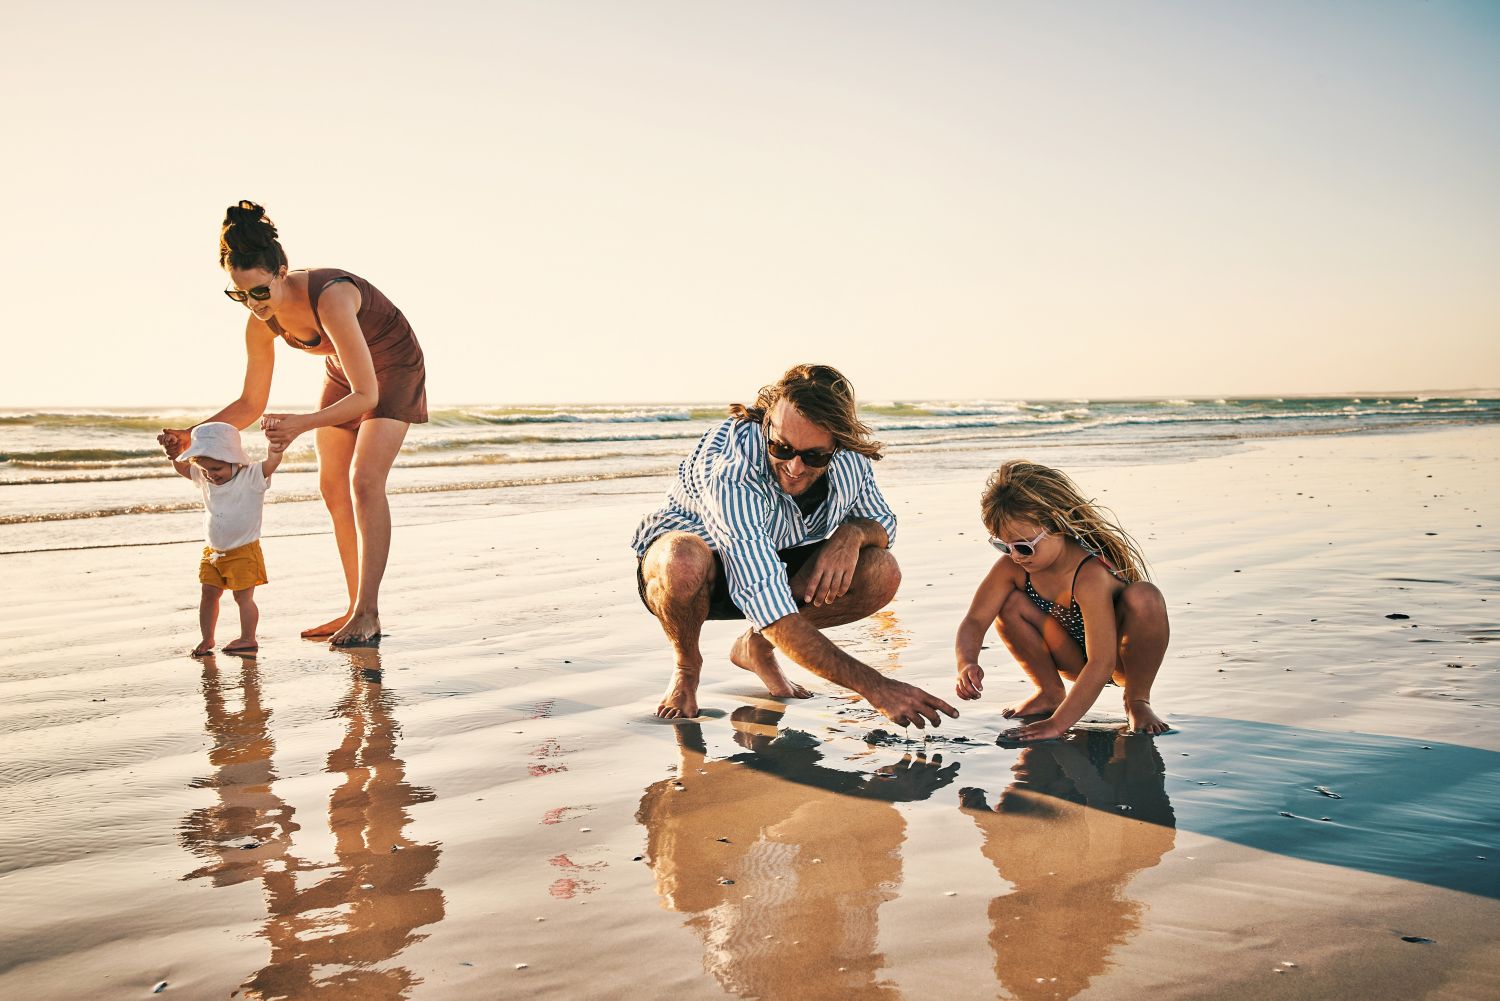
left=988, top=529, right=1048, bottom=558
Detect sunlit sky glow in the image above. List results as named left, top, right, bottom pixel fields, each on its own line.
left=4, top=1, right=1497, bottom=408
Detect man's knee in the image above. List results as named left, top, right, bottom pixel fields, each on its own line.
left=854, top=546, right=901, bottom=605
left=644, top=534, right=715, bottom=609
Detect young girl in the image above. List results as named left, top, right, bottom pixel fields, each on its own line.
left=954, top=460, right=1170, bottom=739
left=172, top=422, right=283, bottom=657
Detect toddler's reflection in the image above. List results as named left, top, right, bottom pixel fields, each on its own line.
left=178, top=651, right=443, bottom=999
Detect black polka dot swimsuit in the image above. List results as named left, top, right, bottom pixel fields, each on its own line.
left=1023, top=554, right=1095, bottom=656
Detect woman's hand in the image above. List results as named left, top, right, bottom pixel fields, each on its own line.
left=260, top=413, right=308, bottom=453
left=159, top=428, right=191, bottom=460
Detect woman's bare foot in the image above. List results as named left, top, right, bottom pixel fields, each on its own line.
left=301, top=614, right=349, bottom=639
left=329, top=610, right=381, bottom=648
left=656, top=666, right=702, bottom=719
left=730, top=630, right=813, bottom=700
left=1125, top=698, right=1169, bottom=735
left=191, top=641, right=215, bottom=657
left=222, top=641, right=258, bottom=656
left=1001, top=687, right=1063, bottom=719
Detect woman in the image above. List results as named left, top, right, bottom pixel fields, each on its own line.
left=160, top=200, right=428, bottom=648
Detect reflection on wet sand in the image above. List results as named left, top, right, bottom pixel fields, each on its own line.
left=960, top=731, right=1176, bottom=1001
left=635, top=705, right=958, bottom=1001
left=178, top=652, right=443, bottom=999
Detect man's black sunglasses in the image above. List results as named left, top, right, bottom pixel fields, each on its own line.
left=766, top=437, right=836, bottom=468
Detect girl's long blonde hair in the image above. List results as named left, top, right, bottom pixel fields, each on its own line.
left=981, top=460, right=1151, bottom=582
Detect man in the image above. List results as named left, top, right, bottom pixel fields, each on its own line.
left=631, top=363, right=959, bottom=729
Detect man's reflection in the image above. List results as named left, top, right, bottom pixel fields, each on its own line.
left=959, top=731, right=1176, bottom=1001
left=635, top=704, right=958, bottom=1001
left=178, top=651, right=444, bottom=999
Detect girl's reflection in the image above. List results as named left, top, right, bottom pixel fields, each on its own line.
left=960, top=731, right=1176, bottom=1001
left=178, top=652, right=443, bottom=999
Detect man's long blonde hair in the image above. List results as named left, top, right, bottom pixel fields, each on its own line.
left=981, top=460, right=1150, bottom=581
left=729, top=363, right=883, bottom=460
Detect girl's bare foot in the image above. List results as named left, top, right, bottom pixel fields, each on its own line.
left=301, top=614, right=349, bottom=639
left=1001, top=687, right=1063, bottom=719
left=329, top=610, right=381, bottom=647
left=1125, top=698, right=1169, bottom=735
left=730, top=630, right=813, bottom=700
left=191, top=641, right=215, bottom=657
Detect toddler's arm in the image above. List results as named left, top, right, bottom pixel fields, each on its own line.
left=261, top=444, right=284, bottom=479
left=1010, top=570, right=1121, bottom=740
left=171, top=457, right=193, bottom=481
left=955, top=561, right=1013, bottom=700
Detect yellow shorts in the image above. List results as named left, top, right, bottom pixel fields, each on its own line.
left=198, top=540, right=268, bottom=591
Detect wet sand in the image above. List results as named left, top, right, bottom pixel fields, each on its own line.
left=2, top=425, right=1497, bottom=999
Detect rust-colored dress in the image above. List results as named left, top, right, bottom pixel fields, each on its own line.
left=266, top=268, right=428, bottom=430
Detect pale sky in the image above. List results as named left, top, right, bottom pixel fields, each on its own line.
left=4, top=0, right=1497, bottom=408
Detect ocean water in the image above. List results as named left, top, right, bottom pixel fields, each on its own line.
left=2, top=394, right=1496, bottom=554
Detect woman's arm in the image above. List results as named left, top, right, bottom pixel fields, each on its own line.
left=158, top=319, right=275, bottom=457
left=955, top=559, right=1015, bottom=700
left=262, top=283, right=376, bottom=450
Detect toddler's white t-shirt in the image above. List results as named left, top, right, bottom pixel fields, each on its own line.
left=191, top=464, right=269, bottom=552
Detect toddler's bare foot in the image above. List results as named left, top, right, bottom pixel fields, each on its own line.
left=656, top=667, right=702, bottom=719
left=731, top=630, right=813, bottom=700
left=1126, top=698, right=1169, bottom=735
left=302, top=614, right=349, bottom=639
left=191, top=641, right=215, bottom=657
left=1001, top=688, right=1063, bottom=719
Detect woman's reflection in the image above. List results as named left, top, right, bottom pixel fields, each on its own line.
left=959, top=730, right=1176, bottom=1001
left=635, top=704, right=958, bottom=1001
left=178, top=651, right=444, bottom=999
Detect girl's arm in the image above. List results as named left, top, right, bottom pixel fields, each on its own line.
left=158, top=319, right=276, bottom=457
left=171, top=458, right=194, bottom=480
left=955, top=559, right=1017, bottom=700
left=1013, top=564, right=1121, bottom=740
left=261, top=283, right=377, bottom=451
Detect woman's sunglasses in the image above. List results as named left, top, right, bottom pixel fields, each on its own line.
left=988, top=529, right=1048, bottom=558
left=223, top=284, right=273, bottom=303
left=766, top=437, right=836, bottom=468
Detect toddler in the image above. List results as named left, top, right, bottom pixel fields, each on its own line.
left=172, top=422, right=282, bottom=656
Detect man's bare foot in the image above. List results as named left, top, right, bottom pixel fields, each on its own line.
left=191, top=641, right=215, bottom=657
left=329, top=610, right=381, bottom=648
left=656, top=667, right=702, bottom=719
left=1001, top=687, right=1063, bottom=719
left=301, top=614, right=349, bottom=639
left=1125, top=698, right=1169, bottom=735
left=730, top=630, right=813, bottom=700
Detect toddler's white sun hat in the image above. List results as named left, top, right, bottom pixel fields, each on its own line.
left=178, top=422, right=250, bottom=465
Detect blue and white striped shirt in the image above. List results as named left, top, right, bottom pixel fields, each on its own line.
left=630, top=417, right=898, bottom=629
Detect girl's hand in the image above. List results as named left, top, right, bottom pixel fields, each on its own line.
left=1009, top=717, right=1069, bottom=743
left=159, top=428, right=191, bottom=460
left=260, top=413, right=306, bottom=452
left=956, top=663, right=985, bottom=701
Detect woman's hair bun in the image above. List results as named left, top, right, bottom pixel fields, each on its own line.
left=219, top=199, right=288, bottom=272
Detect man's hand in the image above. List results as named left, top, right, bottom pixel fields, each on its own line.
left=864, top=678, right=959, bottom=729
left=791, top=533, right=861, bottom=607
left=956, top=663, right=985, bottom=701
